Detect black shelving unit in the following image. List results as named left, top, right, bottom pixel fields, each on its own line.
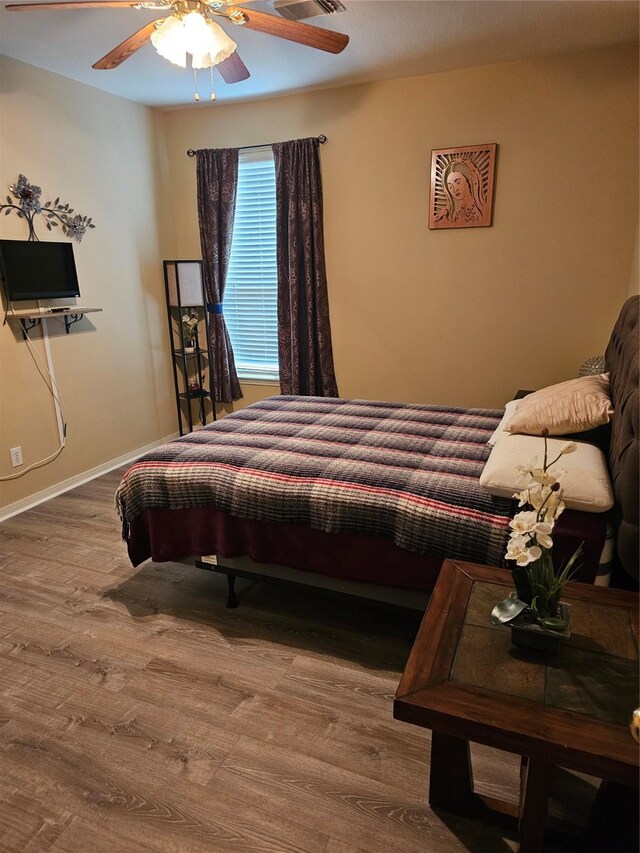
left=163, top=260, right=217, bottom=435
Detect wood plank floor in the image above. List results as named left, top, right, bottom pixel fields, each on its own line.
left=0, top=469, right=597, bottom=852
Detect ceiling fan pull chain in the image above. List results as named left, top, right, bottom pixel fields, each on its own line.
left=210, top=65, right=216, bottom=101
left=192, top=65, right=200, bottom=101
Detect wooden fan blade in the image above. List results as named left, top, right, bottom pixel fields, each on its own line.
left=6, top=1, right=148, bottom=9
left=216, top=51, right=250, bottom=84
left=228, top=8, right=349, bottom=54
left=92, top=19, right=161, bottom=69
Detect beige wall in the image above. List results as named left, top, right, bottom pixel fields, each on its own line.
left=161, top=44, right=638, bottom=410
left=0, top=57, right=176, bottom=510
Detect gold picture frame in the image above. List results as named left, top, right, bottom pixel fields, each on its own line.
left=429, top=143, right=497, bottom=229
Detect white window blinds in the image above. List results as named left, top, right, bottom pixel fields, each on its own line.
left=223, top=147, right=279, bottom=381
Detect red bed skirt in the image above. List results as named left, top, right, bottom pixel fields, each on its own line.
left=127, top=506, right=605, bottom=594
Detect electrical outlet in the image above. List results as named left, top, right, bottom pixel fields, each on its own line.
left=10, top=446, right=23, bottom=468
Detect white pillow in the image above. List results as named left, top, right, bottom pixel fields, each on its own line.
left=480, top=434, right=614, bottom=512
left=487, top=399, right=520, bottom=446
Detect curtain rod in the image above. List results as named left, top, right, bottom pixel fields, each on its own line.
left=186, top=134, right=327, bottom=157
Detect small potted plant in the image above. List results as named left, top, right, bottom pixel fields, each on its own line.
left=181, top=310, right=199, bottom=353
left=493, top=431, right=582, bottom=652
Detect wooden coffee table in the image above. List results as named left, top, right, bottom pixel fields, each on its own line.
left=394, top=559, right=639, bottom=853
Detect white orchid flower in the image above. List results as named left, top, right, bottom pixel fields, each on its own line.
left=506, top=536, right=542, bottom=566
left=509, top=511, right=538, bottom=534
left=507, top=531, right=527, bottom=544
left=561, top=442, right=577, bottom=454
left=529, top=467, right=558, bottom=487
left=506, top=532, right=527, bottom=550
left=527, top=488, right=546, bottom=510
left=517, top=545, right=542, bottom=566
left=506, top=532, right=538, bottom=558
left=534, top=521, right=554, bottom=549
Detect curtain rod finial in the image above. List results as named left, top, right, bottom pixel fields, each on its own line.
left=187, top=149, right=196, bottom=157
left=318, top=135, right=327, bottom=144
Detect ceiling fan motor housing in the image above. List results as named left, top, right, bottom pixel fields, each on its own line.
left=273, top=0, right=345, bottom=22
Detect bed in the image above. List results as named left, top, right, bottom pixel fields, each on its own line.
left=116, top=296, right=638, bottom=600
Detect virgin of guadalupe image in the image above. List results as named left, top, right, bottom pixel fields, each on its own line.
left=433, top=159, right=487, bottom=225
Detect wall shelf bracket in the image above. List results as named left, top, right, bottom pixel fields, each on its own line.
left=63, top=312, right=84, bottom=333
left=20, top=317, right=42, bottom=336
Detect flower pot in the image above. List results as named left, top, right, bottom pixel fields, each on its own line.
left=511, top=566, right=533, bottom=605
left=510, top=602, right=571, bottom=653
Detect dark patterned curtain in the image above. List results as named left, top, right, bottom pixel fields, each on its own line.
left=272, top=137, right=338, bottom=397
left=196, top=148, right=242, bottom=403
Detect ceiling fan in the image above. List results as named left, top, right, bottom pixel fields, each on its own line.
left=5, top=0, right=350, bottom=86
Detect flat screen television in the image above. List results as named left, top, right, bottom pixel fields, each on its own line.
left=0, top=239, right=81, bottom=302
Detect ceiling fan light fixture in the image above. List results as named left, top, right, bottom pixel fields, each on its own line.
left=150, top=15, right=188, bottom=67
left=194, top=19, right=237, bottom=69
left=150, top=12, right=237, bottom=70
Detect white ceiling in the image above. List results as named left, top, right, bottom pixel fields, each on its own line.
left=0, top=0, right=637, bottom=108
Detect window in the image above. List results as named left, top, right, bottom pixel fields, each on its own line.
left=223, top=148, right=279, bottom=381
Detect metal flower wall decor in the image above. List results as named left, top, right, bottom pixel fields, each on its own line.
left=0, top=174, right=96, bottom=242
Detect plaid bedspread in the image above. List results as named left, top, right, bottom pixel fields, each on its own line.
left=116, top=395, right=514, bottom=565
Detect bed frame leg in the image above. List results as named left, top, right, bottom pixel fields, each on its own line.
left=226, top=573, right=239, bottom=609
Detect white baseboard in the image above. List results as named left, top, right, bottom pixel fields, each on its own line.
left=0, top=433, right=179, bottom=523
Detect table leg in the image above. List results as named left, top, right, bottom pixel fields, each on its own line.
left=429, top=731, right=474, bottom=812
left=226, top=574, right=239, bottom=609
left=518, top=758, right=552, bottom=853
left=585, top=780, right=639, bottom=853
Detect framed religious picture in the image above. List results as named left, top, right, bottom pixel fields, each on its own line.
left=429, top=143, right=497, bottom=229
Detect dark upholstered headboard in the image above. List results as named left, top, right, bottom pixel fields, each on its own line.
left=605, top=295, right=639, bottom=582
